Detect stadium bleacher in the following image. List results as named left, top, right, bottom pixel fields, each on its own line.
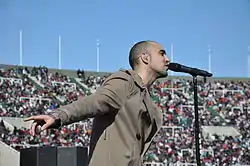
left=0, top=64, right=250, bottom=166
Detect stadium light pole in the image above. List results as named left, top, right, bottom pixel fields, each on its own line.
left=208, top=45, right=212, bottom=73
left=58, top=35, right=62, bottom=69
left=170, top=43, right=174, bottom=76
left=96, top=39, right=100, bottom=72
left=19, top=30, right=23, bottom=66
left=170, top=43, right=174, bottom=95
left=248, top=46, right=250, bottom=77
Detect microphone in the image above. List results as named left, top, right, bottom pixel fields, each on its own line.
left=168, top=62, right=213, bottom=77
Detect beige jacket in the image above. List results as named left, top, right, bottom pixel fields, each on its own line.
left=50, top=69, right=163, bottom=166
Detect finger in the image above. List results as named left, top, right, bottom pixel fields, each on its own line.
left=23, top=116, right=35, bottom=122
left=30, top=122, right=36, bottom=135
left=24, top=115, right=49, bottom=122
left=31, top=122, right=39, bottom=136
left=41, top=120, right=53, bottom=131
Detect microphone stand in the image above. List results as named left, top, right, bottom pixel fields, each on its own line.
left=167, top=62, right=213, bottom=166
left=192, top=75, right=201, bottom=166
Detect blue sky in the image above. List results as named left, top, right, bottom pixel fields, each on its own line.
left=0, top=0, right=250, bottom=77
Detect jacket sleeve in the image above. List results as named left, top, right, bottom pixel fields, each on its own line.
left=48, top=72, right=132, bottom=126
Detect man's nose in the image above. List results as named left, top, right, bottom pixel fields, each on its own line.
left=165, top=55, right=170, bottom=62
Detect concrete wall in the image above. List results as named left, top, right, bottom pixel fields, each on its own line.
left=0, top=141, right=20, bottom=166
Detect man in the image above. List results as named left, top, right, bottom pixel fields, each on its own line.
left=24, top=40, right=170, bottom=166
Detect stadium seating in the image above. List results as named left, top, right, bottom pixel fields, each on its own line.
left=0, top=65, right=249, bottom=166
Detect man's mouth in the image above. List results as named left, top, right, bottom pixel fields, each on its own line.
left=164, top=63, right=170, bottom=71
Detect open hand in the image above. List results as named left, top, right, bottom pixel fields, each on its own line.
left=24, top=115, right=56, bottom=136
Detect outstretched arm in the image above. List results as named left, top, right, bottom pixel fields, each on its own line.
left=48, top=72, right=132, bottom=126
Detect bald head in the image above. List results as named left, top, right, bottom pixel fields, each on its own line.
left=129, top=40, right=156, bottom=69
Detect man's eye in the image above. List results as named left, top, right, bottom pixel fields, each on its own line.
left=160, top=50, right=166, bottom=56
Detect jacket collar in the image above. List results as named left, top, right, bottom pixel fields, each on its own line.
left=120, top=69, right=145, bottom=89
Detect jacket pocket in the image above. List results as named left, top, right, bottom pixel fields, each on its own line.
left=131, top=142, right=141, bottom=159
left=128, top=158, right=143, bottom=166
left=128, top=142, right=142, bottom=165
left=125, top=141, right=140, bottom=159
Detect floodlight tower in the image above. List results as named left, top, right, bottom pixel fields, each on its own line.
left=248, top=46, right=250, bottom=77
left=208, top=45, right=212, bottom=74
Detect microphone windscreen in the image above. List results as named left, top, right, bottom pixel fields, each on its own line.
left=168, top=63, right=181, bottom=71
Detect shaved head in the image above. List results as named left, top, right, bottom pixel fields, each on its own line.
left=129, top=40, right=155, bottom=69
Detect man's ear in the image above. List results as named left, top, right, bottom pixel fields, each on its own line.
left=141, top=53, right=150, bottom=64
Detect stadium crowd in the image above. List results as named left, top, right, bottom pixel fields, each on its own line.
left=0, top=66, right=250, bottom=165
